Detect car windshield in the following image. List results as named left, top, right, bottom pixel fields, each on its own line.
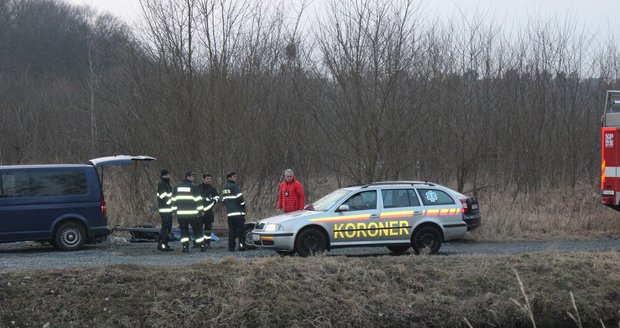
left=309, top=188, right=351, bottom=211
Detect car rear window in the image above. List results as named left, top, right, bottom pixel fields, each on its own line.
left=0, top=170, right=87, bottom=198
left=416, top=188, right=454, bottom=206
left=381, top=189, right=420, bottom=208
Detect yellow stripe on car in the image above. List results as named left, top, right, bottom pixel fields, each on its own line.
left=379, top=211, right=414, bottom=219
left=310, top=213, right=371, bottom=222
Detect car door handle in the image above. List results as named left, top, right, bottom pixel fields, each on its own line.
left=370, top=214, right=379, bottom=218
left=413, top=211, right=422, bottom=215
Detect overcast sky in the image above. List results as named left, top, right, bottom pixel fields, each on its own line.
left=65, top=0, right=620, bottom=44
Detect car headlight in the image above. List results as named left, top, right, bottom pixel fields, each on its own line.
left=264, top=223, right=283, bottom=232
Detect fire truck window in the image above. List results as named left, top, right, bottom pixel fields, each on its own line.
left=609, top=96, right=620, bottom=113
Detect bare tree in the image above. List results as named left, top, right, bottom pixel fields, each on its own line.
left=314, top=0, right=424, bottom=184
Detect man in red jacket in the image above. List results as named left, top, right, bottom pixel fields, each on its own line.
left=277, top=169, right=305, bottom=213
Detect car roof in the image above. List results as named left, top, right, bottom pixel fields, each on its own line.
left=345, top=181, right=442, bottom=190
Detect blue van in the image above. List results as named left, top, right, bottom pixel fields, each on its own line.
left=0, top=155, right=154, bottom=250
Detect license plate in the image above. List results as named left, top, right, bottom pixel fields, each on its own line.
left=252, top=234, right=260, bottom=241
left=471, top=204, right=478, bottom=210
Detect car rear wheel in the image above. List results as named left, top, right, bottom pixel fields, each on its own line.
left=295, top=228, right=326, bottom=257
left=54, top=222, right=86, bottom=251
left=387, top=245, right=410, bottom=255
left=412, top=226, right=442, bottom=255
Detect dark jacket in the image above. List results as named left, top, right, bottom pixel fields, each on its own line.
left=199, top=183, right=220, bottom=213
left=172, top=179, right=203, bottom=219
left=277, top=176, right=305, bottom=213
left=156, top=178, right=173, bottom=213
left=222, top=180, right=245, bottom=217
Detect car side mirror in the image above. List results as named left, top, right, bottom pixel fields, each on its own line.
left=337, top=204, right=350, bottom=212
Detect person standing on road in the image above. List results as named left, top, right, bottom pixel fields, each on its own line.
left=222, top=171, right=246, bottom=252
left=277, top=169, right=305, bottom=214
left=172, top=171, right=206, bottom=253
left=197, top=173, right=220, bottom=248
left=156, top=169, right=174, bottom=251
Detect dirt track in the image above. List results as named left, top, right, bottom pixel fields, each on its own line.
left=1, top=237, right=619, bottom=273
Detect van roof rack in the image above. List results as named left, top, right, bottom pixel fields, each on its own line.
left=360, top=181, right=436, bottom=188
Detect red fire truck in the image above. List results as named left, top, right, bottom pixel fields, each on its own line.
left=601, top=90, right=620, bottom=210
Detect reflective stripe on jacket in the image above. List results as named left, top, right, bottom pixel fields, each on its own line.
left=222, top=180, right=245, bottom=217
left=199, top=183, right=220, bottom=214
left=157, top=178, right=173, bottom=213
left=172, top=179, right=203, bottom=218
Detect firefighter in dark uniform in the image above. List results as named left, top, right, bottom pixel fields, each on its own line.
left=197, top=173, right=219, bottom=248
left=172, top=171, right=206, bottom=253
left=222, top=171, right=246, bottom=252
left=156, top=169, right=174, bottom=251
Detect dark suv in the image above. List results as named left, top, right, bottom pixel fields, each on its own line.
left=0, top=155, right=154, bottom=250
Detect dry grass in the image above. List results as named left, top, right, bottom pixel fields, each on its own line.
left=470, top=182, right=620, bottom=241
left=104, top=174, right=620, bottom=241
left=1, top=251, right=619, bottom=327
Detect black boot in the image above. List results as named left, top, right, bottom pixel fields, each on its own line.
left=158, top=242, right=171, bottom=251
left=182, top=245, right=189, bottom=253
left=200, top=244, right=207, bottom=252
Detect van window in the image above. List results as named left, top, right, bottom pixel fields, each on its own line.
left=0, top=171, right=87, bottom=198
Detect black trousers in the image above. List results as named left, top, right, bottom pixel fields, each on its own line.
left=158, top=212, right=173, bottom=245
left=201, top=210, right=215, bottom=245
left=227, top=215, right=245, bottom=251
left=178, top=216, right=204, bottom=246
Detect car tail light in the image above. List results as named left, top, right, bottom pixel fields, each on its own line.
left=459, top=198, right=468, bottom=214
left=101, top=201, right=107, bottom=215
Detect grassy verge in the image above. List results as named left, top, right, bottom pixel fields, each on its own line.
left=1, top=251, right=619, bottom=327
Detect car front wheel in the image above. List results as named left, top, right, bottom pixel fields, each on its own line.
left=295, top=228, right=326, bottom=257
left=412, top=226, right=442, bottom=255
left=54, top=222, right=86, bottom=251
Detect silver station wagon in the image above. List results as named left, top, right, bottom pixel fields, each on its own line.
left=250, top=181, right=481, bottom=256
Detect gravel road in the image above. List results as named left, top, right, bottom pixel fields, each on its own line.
left=1, top=238, right=619, bottom=273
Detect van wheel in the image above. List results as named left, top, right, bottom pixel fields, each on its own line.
left=295, top=228, right=326, bottom=257
left=54, top=222, right=86, bottom=251
left=387, top=245, right=409, bottom=255
left=412, top=226, right=442, bottom=255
